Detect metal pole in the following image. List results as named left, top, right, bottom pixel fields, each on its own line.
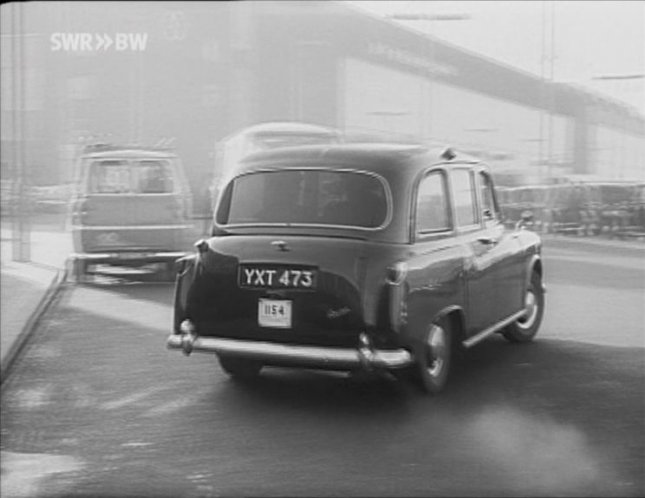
left=11, top=2, right=30, bottom=262
left=538, top=0, right=547, bottom=179
left=547, top=1, right=556, bottom=180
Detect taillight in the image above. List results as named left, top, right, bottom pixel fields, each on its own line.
left=71, top=198, right=87, bottom=225
left=385, top=262, right=408, bottom=286
left=386, top=262, right=408, bottom=333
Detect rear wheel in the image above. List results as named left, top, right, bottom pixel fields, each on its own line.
left=503, top=272, right=544, bottom=343
left=414, top=319, right=452, bottom=394
left=218, top=356, right=262, bottom=380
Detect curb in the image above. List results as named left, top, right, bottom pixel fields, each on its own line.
left=0, top=268, right=69, bottom=387
left=541, top=234, right=645, bottom=251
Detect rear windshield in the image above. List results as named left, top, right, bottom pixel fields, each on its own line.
left=217, top=169, right=388, bottom=229
left=88, top=159, right=174, bottom=194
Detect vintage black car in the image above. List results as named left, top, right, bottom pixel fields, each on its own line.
left=167, top=144, right=545, bottom=394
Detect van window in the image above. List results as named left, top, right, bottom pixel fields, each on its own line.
left=134, top=160, right=174, bottom=194
left=88, top=159, right=174, bottom=194
left=89, top=160, right=130, bottom=194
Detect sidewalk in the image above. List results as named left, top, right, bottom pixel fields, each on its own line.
left=1, top=214, right=72, bottom=383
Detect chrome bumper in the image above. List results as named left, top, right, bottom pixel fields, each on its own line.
left=166, top=333, right=413, bottom=371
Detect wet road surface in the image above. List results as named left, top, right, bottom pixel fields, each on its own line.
left=1, top=237, right=644, bottom=497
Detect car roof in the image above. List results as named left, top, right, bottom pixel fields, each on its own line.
left=238, top=142, right=482, bottom=177
left=82, top=149, right=177, bottom=159
left=236, top=121, right=341, bottom=136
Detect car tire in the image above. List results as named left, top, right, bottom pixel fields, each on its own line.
left=218, top=356, right=262, bottom=380
left=503, top=272, right=544, bottom=343
left=414, top=319, right=452, bottom=395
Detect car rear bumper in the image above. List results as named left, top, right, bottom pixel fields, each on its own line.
left=70, top=251, right=187, bottom=264
left=166, top=332, right=413, bottom=371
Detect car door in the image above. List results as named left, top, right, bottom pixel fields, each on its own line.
left=448, top=166, right=499, bottom=335
left=408, top=169, right=466, bottom=331
left=475, top=169, right=525, bottom=321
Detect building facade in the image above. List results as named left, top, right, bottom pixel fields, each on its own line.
left=1, top=1, right=643, bottom=194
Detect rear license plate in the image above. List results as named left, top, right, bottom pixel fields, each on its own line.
left=239, top=265, right=317, bottom=290
left=258, top=299, right=292, bottom=328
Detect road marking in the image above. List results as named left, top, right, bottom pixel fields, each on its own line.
left=102, top=386, right=167, bottom=410
left=142, top=392, right=205, bottom=417
left=121, top=441, right=153, bottom=448
left=546, top=250, right=645, bottom=271
left=12, top=385, right=53, bottom=410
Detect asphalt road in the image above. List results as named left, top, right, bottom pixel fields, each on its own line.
left=1, top=237, right=644, bottom=497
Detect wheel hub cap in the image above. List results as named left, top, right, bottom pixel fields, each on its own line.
left=426, top=325, right=446, bottom=377
left=517, top=290, right=538, bottom=330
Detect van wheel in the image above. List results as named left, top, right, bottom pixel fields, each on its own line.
left=218, top=356, right=262, bottom=380
left=72, top=259, right=88, bottom=283
left=503, top=272, right=544, bottom=343
left=414, top=319, right=452, bottom=394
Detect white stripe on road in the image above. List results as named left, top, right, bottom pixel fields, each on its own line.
left=11, top=385, right=53, bottom=410
left=142, top=392, right=207, bottom=418
left=102, top=386, right=167, bottom=411
left=0, top=451, right=84, bottom=498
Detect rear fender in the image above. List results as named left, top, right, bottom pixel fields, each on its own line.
left=525, top=254, right=544, bottom=293
left=433, top=305, right=467, bottom=346
left=406, top=304, right=466, bottom=351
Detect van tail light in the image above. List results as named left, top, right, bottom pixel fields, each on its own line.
left=71, top=198, right=87, bottom=225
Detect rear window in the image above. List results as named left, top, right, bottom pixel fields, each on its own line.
left=217, top=169, right=388, bottom=229
left=88, top=159, right=174, bottom=194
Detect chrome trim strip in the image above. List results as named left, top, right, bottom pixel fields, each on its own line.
left=462, top=309, right=526, bottom=349
left=70, top=225, right=192, bottom=230
left=166, top=335, right=413, bottom=369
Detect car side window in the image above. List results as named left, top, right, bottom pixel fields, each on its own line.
left=416, top=171, right=451, bottom=233
left=450, top=168, right=478, bottom=228
left=478, top=171, right=499, bottom=224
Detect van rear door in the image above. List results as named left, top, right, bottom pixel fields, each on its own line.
left=128, top=159, right=186, bottom=226
left=81, top=159, right=138, bottom=227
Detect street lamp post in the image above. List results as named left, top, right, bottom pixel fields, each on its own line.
left=10, top=2, right=30, bottom=262
left=539, top=0, right=557, bottom=184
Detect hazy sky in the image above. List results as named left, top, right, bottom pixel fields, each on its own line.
left=348, top=1, right=645, bottom=115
